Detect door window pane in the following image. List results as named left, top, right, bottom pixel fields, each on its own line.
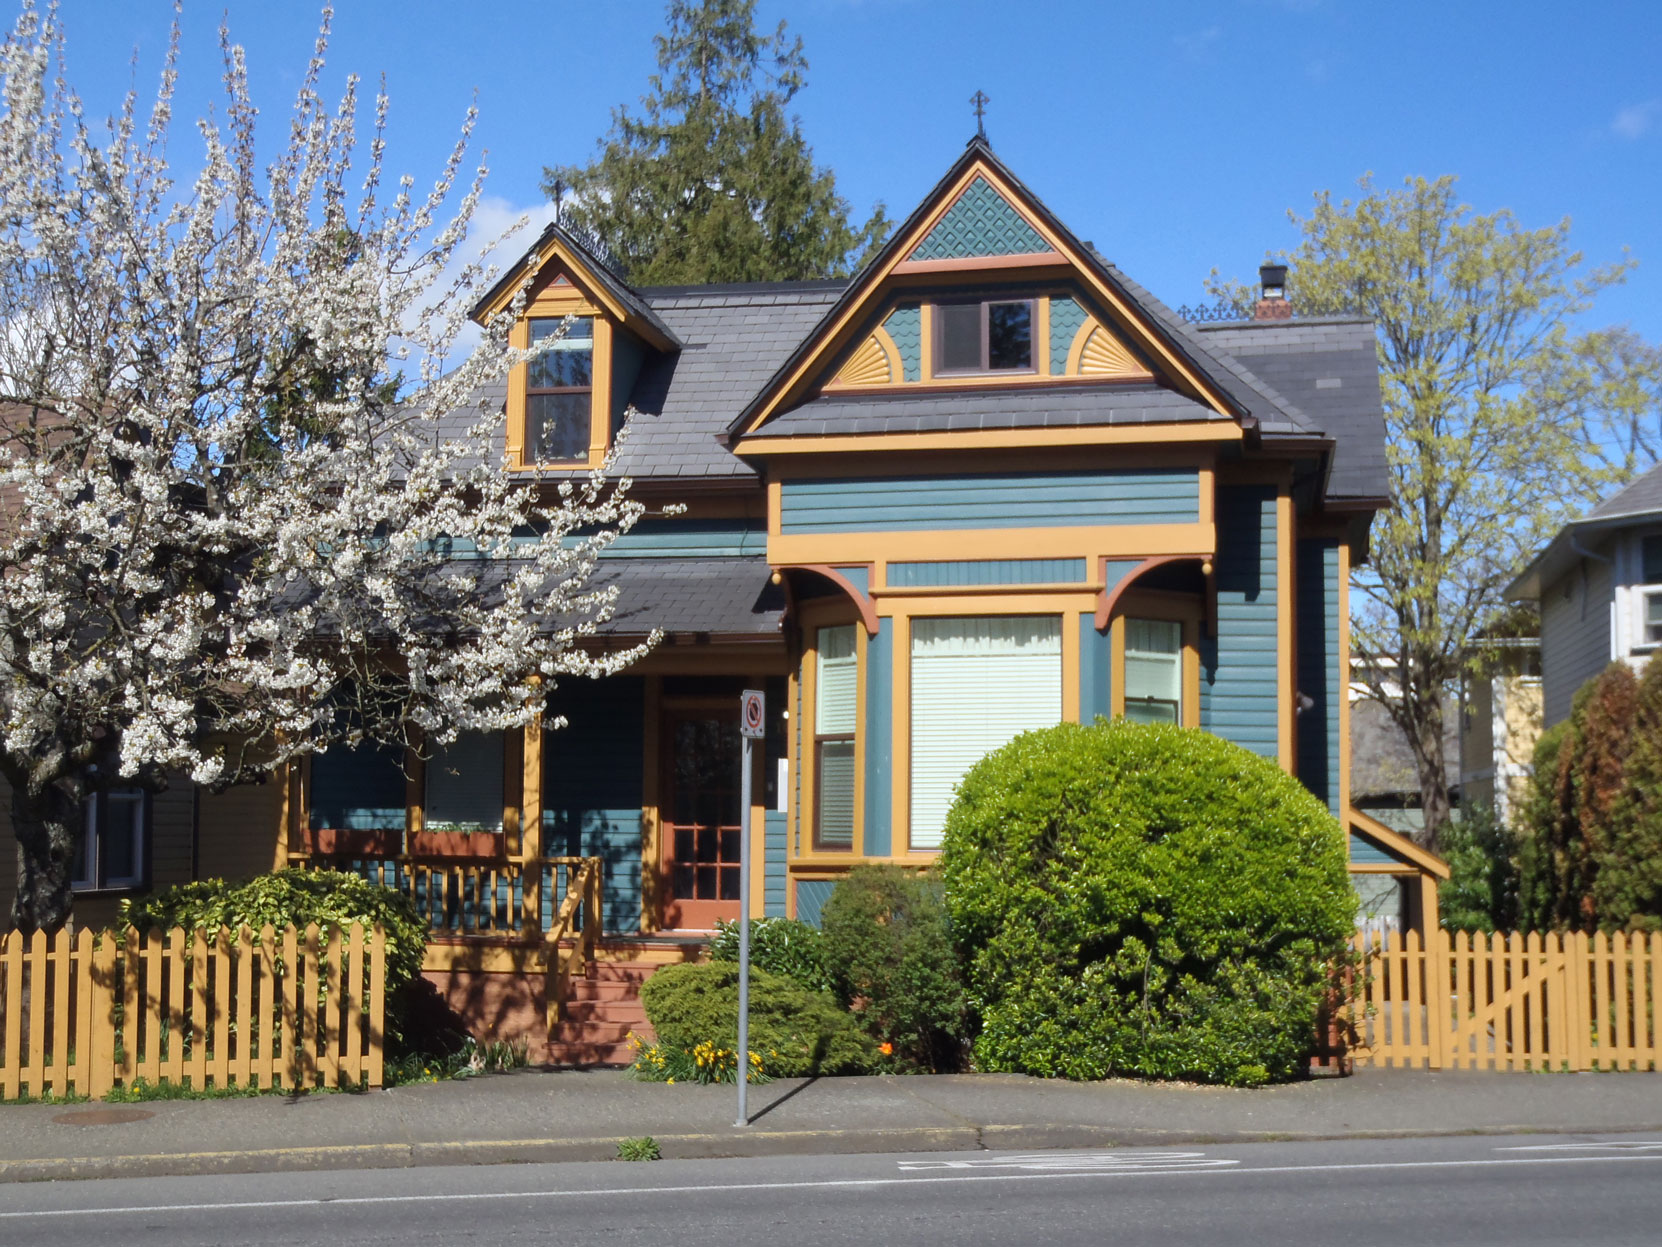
left=910, top=616, right=1062, bottom=849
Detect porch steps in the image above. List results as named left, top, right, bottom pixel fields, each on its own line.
left=546, top=962, right=658, bottom=1067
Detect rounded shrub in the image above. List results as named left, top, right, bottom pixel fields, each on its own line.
left=939, top=720, right=1355, bottom=1086
left=639, top=962, right=877, bottom=1077
left=820, top=865, right=966, bottom=1070
left=707, top=917, right=832, bottom=993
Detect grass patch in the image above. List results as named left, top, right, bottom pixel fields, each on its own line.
left=616, top=1136, right=662, bottom=1162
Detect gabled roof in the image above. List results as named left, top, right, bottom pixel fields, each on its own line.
left=724, top=137, right=1272, bottom=442
left=1507, top=460, right=1662, bottom=600
left=470, top=220, right=682, bottom=351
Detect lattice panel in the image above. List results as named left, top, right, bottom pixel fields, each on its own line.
left=910, top=176, right=1054, bottom=261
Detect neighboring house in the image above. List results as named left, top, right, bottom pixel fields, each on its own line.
left=1508, top=461, right=1662, bottom=727
left=1459, top=636, right=1542, bottom=829
left=0, top=140, right=1449, bottom=1051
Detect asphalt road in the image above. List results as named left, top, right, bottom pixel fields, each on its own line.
left=2, top=1132, right=1659, bottom=1246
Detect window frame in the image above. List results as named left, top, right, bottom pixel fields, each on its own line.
left=1121, top=616, right=1184, bottom=725
left=931, top=296, right=1038, bottom=376
left=72, top=789, right=148, bottom=894
left=812, top=624, right=859, bottom=853
left=523, top=314, right=596, bottom=466
left=1110, top=591, right=1202, bottom=729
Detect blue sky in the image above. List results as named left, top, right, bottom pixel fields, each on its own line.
left=50, top=0, right=1662, bottom=341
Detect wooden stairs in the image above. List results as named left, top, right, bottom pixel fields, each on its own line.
left=545, top=961, right=660, bottom=1067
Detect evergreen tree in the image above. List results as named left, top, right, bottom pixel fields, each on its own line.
left=543, top=0, right=888, bottom=285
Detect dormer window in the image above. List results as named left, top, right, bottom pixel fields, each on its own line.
left=527, top=315, right=594, bottom=463
left=935, top=298, right=1034, bottom=374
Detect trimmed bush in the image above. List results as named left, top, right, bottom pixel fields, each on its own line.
left=638, top=962, right=877, bottom=1077
left=820, top=865, right=966, bottom=1070
left=940, top=720, right=1355, bottom=1087
left=707, top=917, right=832, bottom=993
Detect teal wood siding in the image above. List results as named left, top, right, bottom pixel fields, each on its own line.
left=837, top=564, right=870, bottom=595
left=909, top=176, right=1054, bottom=261
left=863, top=621, right=894, bottom=856
left=882, top=305, right=922, bottom=382
left=542, top=676, right=645, bottom=933
left=1297, top=538, right=1343, bottom=812
left=1202, top=486, right=1280, bottom=757
left=1049, top=296, right=1087, bottom=374
left=611, top=330, right=645, bottom=439
left=309, top=743, right=406, bottom=832
left=1079, top=615, right=1111, bottom=723
left=795, top=879, right=835, bottom=927
left=1350, top=831, right=1402, bottom=866
left=887, top=558, right=1086, bottom=588
left=594, top=518, right=766, bottom=559
left=764, top=810, right=787, bottom=917
left=780, top=471, right=1200, bottom=533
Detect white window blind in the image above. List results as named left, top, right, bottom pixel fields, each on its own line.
left=816, top=625, right=858, bottom=734
left=425, top=731, right=505, bottom=831
left=815, top=625, right=858, bottom=850
left=909, top=616, right=1062, bottom=849
left=1123, top=618, right=1182, bottom=725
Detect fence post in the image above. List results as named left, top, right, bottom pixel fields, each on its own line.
left=1427, top=926, right=1450, bottom=1071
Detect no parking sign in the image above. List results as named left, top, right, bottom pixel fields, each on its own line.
left=740, top=688, right=765, bottom=739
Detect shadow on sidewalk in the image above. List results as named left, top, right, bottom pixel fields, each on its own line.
left=746, top=1076, right=820, bottom=1125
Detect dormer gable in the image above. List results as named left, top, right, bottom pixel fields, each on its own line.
left=727, top=140, right=1253, bottom=445
left=469, top=223, right=678, bottom=470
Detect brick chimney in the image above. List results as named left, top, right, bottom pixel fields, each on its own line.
left=1254, top=263, right=1291, bottom=321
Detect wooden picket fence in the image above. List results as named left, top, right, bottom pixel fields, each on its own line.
left=0, top=923, right=387, bottom=1100
left=1343, top=928, right=1659, bottom=1072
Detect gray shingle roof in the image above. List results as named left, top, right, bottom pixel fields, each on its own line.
left=744, top=385, right=1227, bottom=438
left=611, top=285, right=846, bottom=479
left=1508, top=460, right=1662, bottom=600
left=1587, top=459, right=1662, bottom=522
left=1198, top=318, right=1390, bottom=501
left=590, top=556, right=783, bottom=636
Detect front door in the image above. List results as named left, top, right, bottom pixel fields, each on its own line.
left=661, top=711, right=743, bottom=929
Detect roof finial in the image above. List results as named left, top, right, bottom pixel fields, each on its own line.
left=970, top=89, right=989, bottom=141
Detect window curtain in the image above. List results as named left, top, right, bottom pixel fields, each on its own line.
left=909, top=616, right=1061, bottom=849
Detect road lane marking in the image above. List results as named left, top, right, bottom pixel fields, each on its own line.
left=1496, top=1141, right=1662, bottom=1152
left=899, top=1151, right=1238, bottom=1172
left=3, top=1152, right=1661, bottom=1220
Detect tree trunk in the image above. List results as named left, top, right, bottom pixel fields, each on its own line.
left=1413, top=706, right=1453, bottom=855
left=10, top=781, right=82, bottom=935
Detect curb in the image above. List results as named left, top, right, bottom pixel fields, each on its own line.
left=5, top=1120, right=1662, bottom=1184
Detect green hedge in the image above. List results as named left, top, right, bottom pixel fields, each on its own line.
left=939, top=720, right=1355, bottom=1086
left=639, top=962, right=876, bottom=1078
left=122, top=870, right=428, bottom=1010
left=820, top=865, right=966, bottom=1070
left=707, top=917, right=832, bottom=993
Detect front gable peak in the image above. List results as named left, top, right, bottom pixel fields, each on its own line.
left=728, top=141, right=1248, bottom=442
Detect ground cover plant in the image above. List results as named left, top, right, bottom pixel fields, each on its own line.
left=940, top=720, right=1355, bottom=1087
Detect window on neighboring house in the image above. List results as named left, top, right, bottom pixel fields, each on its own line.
left=526, top=315, right=594, bottom=463
left=72, top=790, right=145, bottom=891
left=909, top=616, right=1062, bottom=850
left=424, top=731, right=505, bottom=832
left=935, top=299, right=1034, bottom=374
left=814, top=625, right=858, bottom=851
left=1123, top=618, right=1183, bottom=724
left=1643, top=535, right=1662, bottom=583
left=1645, top=591, right=1662, bottom=647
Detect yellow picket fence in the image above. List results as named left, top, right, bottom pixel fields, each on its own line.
left=0, top=923, right=387, bottom=1100
left=1345, top=928, right=1659, bottom=1072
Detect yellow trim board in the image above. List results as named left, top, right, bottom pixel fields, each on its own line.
left=1348, top=807, right=1452, bottom=880
left=734, top=422, right=1242, bottom=458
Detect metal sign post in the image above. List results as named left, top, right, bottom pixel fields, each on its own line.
left=736, top=688, right=765, bottom=1127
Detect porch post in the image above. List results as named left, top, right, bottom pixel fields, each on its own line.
left=522, top=710, right=544, bottom=934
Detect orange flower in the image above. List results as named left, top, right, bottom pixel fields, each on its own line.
left=878, top=1042, right=893, bottom=1056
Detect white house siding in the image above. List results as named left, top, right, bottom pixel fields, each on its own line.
left=1541, top=555, right=1615, bottom=727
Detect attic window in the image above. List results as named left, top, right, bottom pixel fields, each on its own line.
left=935, top=299, right=1034, bottom=374
left=526, top=316, right=594, bottom=463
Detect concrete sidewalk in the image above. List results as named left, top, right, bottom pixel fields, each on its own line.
left=3, top=1068, right=1661, bottom=1183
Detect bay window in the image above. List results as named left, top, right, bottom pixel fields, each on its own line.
left=909, top=616, right=1062, bottom=850
left=814, top=625, right=858, bottom=851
